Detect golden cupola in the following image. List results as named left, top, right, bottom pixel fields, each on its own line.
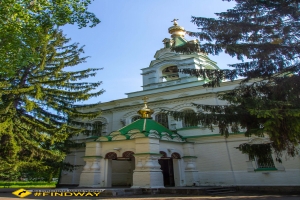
left=168, top=19, right=186, bottom=38
left=137, top=97, right=154, bottom=119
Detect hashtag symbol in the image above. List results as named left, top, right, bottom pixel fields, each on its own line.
left=34, top=192, right=42, bottom=196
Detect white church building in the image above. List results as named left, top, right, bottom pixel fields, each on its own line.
left=59, top=21, right=300, bottom=188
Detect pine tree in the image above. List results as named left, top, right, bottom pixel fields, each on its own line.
left=0, top=29, right=104, bottom=180
left=0, top=0, right=100, bottom=76
left=168, top=0, right=300, bottom=161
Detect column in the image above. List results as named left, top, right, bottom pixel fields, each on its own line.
left=104, top=159, right=112, bottom=187
left=79, top=141, right=102, bottom=187
left=183, top=157, right=200, bottom=186
left=183, top=143, right=200, bottom=186
left=173, top=159, right=185, bottom=186
left=131, top=138, right=164, bottom=188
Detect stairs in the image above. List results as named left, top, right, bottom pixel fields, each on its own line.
left=101, top=188, right=143, bottom=196
left=206, top=187, right=236, bottom=195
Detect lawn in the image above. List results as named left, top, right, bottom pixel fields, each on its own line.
left=0, top=181, right=56, bottom=188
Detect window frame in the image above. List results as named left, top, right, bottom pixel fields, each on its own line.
left=181, top=109, right=197, bottom=128
left=155, top=113, right=169, bottom=128
left=131, top=115, right=141, bottom=123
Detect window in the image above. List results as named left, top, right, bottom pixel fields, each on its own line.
left=165, top=42, right=170, bottom=48
left=255, top=153, right=276, bottom=169
left=91, top=121, right=105, bottom=136
left=161, top=66, right=179, bottom=81
left=155, top=113, right=169, bottom=128
left=131, top=116, right=141, bottom=123
left=182, top=109, right=197, bottom=128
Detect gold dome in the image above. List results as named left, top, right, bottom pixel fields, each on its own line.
left=137, top=97, right=154, bottom=119
left=168, top=19, right=186, bottom=37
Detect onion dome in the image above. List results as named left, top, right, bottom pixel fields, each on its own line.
left=137, top=97, right=154, bottom=119
left=168, top=19, right=186, bottom=38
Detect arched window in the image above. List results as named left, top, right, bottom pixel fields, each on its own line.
left=160, top=151, right=167, bottom=158
left=91, top=121, right=105, bottom=136
left=122, top=151, right=135, bottom=159
left=182, top=109, right=197, bottom=128
left=161, top=66, right=179, bottom=82
left=155, top=113, right=169, bottom=128
left=171, top=152, right=181, bottom=159
left=105, top=152, right=117, bottom=160
left=131, top=116, right=141, bottom=123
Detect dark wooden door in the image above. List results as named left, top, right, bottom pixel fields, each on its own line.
left=158, top=159, right=175, bottom=186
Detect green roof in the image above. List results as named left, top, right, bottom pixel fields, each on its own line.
left=118, top=119, right=174, bottom=135
left=173, top=36, right=187, bottom=47
left=97, top=119, right=184, bottom=142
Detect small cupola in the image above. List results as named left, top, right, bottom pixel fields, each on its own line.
left=168, top=19, right=186, bottom=38
left=162, top=38, right=173, bottom=48
left=137, top=97, right=154, bottom=119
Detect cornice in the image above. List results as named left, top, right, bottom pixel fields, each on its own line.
left=97, top=79, right=245, bottom=112
left=100, top=92, right=218, bottom=113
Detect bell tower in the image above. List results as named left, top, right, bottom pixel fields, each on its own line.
left=127, top=20, right=220, bottom=98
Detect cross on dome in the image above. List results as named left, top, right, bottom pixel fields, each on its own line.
left=138, top=97, right=153, bottom=119
left=142, top=96, right=149, bottom=104
left=171, top=19, right=179, bottom=26
left=168, top=19, right=185, bottom=37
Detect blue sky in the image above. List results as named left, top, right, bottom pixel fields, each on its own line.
left=63, top=0, right=237, bottom=103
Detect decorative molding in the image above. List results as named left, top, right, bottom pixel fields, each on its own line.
left=100, top=92, right=220, bottom=113
left=178, top=93, right=190, bottom=98
left=152, top=60, right=180, bottom=71
left=171, top=103, right=197, bottom=112
left=82, top=156, right=103, bottom=158
left=248, top=137, right=272, bottom=145
left=182, top=156, right=197, bottom=159
left=89, top=116, right=108, bottom=123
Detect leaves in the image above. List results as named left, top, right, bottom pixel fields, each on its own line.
left=0, top=0, right=100, bottom=76
left=167, top=0, right=300, bottom=161
left=0, top=29, right=103, bottom=180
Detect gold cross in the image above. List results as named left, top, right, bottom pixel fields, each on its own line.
left=142, top=96, right=149, bottom=104
left=171, top=19, right=179, bottom=25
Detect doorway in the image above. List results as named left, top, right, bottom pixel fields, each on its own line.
left=159, top=151, right=175, bottom=187
left=104, top=151, right=135, bottom=187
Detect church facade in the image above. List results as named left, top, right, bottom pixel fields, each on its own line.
left=59, top=21, right=300, bottom=188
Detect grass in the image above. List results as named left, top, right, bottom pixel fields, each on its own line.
left=0, top=181, right=57, bottom=188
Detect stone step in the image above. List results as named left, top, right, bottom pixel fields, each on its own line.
left=207, top=188, right=233, bottom=192
left=206, top=187, right=236, bottom=195
left=208, top=190, right=236, bottom=195
left=101, top=188, right=143, bottom=196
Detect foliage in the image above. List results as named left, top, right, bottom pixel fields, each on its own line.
left=0, top=181, right=56, bottom=188
left=236, top=143, right=276, bottom=164
left=168, top=0, right=300, bottom=161
left=0, top=0, right=100, bottom=76
left=0, top=29, right=104, bottom=181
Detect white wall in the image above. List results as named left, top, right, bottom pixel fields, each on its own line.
left=190, top=135, right=300, bottom=186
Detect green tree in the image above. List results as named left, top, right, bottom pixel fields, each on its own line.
left=0, top=29, right=104, bottom=181
left=0, top=0, right=100, bottom=76
left=168, top=0, right=300, bottom=161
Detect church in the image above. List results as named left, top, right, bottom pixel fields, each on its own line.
left=59, top=21, right=300, bottom=188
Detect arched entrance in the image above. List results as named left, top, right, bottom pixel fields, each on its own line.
left=105, top=152, right=117, bottom=160
left=158, top=151, right=181, bottom=187
left=104, top=151, right=135, bottom=187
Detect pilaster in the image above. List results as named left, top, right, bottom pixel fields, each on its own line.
left=183, top=156, right=200, bottom=186
left=182, top=143, right=200, bottom=186
left=131, top=138, right=164, bottom=188
left=79, top=142, right=102, bottom=187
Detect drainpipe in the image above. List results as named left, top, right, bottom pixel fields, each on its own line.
left=56, top=161, right=63, bottom=188
left=225, top=138, right=237, bottom=186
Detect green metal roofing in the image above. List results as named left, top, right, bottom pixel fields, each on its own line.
left=173, top=36, right=187, bottom=47
left=118, top=119, right=174, bottom=135
left=97, top=118, right=184, bottom=142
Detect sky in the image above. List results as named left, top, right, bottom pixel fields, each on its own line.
left=63, top=0, right=238, bottom=104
